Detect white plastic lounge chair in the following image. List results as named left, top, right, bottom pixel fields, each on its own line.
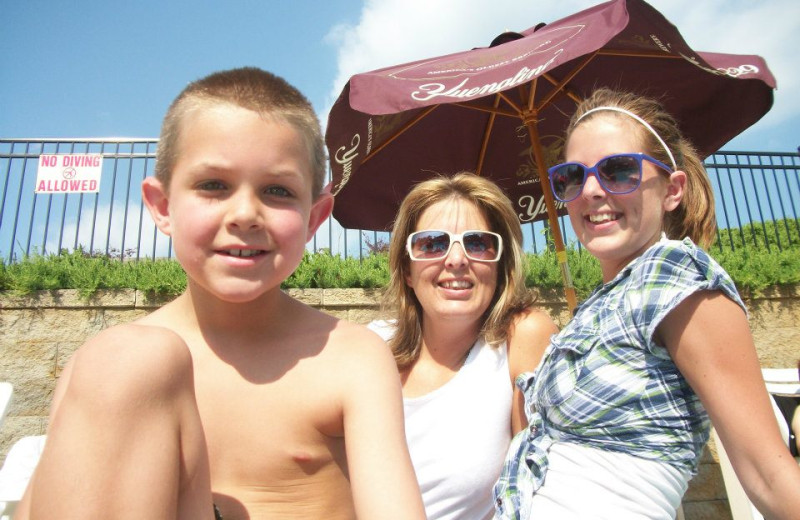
left=0, top=435, right=47, bottom=519
left=0, top=383, right=11, bottom=429
left=712, top=367, right=800, bottom=520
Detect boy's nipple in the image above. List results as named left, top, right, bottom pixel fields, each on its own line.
left=290, top=449, right=327, bottom=474
left=291, top=450, right=314, bottom=463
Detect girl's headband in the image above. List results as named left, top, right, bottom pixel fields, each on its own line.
left=577, top=106, right=678, bottom=171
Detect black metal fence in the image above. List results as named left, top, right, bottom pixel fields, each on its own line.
left=1, top=138, right=799, bottom=263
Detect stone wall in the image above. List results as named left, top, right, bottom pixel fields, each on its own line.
left=1, top=286, right=798, bottom=518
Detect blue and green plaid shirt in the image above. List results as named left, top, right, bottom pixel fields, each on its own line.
left=493, top=237, right=746, bottom=519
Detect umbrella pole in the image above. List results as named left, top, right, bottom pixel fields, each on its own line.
left=524, top=115, right=577, bottom=311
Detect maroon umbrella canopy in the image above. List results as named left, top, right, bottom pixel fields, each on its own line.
left=325, top=0, right=775, bottom=307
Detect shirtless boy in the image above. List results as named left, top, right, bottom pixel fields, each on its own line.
left=19, top=67, right=425, bottom=520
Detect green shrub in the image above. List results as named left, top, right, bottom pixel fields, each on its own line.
left=712, top=247, right=800, bottom=293
left=1, top=223, right=799, bottom=300
left=2, top=249, right=187, bottom=298
left=0, top=259, right=9, bottom=290
left=715, top=218, right=800, bottom=253
left=283, top=251, right=389, bottom=289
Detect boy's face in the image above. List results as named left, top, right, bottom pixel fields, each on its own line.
left=145, top=103, right=331, bottom=303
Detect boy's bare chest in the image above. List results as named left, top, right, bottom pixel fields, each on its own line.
left=196, top=358, right=346, bottom=472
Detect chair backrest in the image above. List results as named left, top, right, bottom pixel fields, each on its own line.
left=713, top=367, right=800, bottom=520
left=0, top=383, right=12, bottom=429
left=762, top=368, right=800, bottom=447
left=0, top=435, right=47, bottom=520
left=762, top=367, right=800, bottom=393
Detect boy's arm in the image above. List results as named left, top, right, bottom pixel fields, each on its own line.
left=340, top=327, right=426, bottom=520
left=20, top=325, right=214, bottom=520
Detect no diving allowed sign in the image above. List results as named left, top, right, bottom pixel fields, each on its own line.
left=36, top=154, right=103, bottom=193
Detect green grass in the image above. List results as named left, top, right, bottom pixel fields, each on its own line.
left=2, top=219, right=799, bottom=299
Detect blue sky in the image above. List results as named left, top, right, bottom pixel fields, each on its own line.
left=1, top=0, right=799, bottom=152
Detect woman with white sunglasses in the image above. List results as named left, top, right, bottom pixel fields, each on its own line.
left=369, top=173, right=558, bottom=520
left=493, top=88, right=800, bottom=519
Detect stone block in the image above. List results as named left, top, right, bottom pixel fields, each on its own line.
left=529, top=287, right=566, bottom=304
left=101, top=309, right=151, bottom=329
left=684, top=459, right=726, bottom=501
left=0, top=289, right=136, bottom=309
left=700, top=442, right=719, bottom=464
left=135, top=290, right=177, bottom=309
left=682, top=499, right=732, bottom=520
left=347, top=309, right=387, bottom=325
left=739, top=284, right=800, bottom=301
left=321, top=309, right=349, bottom=320
left=283, top=288, right=323, bottom=306
left=747, top=298, right=800, bottom=330
left=54, top=341, right=82, bottom=378
left=0, top=415, right=48, bottom=466
left=0, top=340, right=58, bottom=417
left=752, top=328, right=800, bottom=367
left=1, top=308, right=108, bottom=344
left=322, top=288, right=382, bottom=307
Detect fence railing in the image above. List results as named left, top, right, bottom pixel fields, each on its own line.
left=1, top=138, right=799, bottom=263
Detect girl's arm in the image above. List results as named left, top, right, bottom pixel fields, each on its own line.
left=659, top=290, right=800, bottom=519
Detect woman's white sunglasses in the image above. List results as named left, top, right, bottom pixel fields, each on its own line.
left=406, top=230, right=503, bottom=262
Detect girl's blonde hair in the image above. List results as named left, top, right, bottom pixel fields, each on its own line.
left=566, top=88, right=716, bottom=248
left=385, top=172, right=533, bottom=369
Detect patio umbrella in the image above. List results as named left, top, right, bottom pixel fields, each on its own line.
left=325, top=0, right=776, bottom=308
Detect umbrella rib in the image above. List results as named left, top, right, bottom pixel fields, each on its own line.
left=536, top=52, right=597, bottom=112
left=596, top=49, right=685, bottom=59
left=476, top=95, right=502, bottom=176
left=362, top=104, right=439, bottom=164
left=538, top=50, right=685, bottom=106
left=541, top=73, right=583, bottom=104
left=453, top=102, right=519, bottom=118
left=496, top=91, right=522, bottom=115
left=524, top=77, right=538, bottom=112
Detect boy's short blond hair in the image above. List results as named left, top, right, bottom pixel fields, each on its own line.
left=155, top=67, right=326, bottom=197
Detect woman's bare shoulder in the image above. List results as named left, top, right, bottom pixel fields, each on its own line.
left=507, top=307, right=559, bottom=376
left=510, top=307, right=559, bottom=339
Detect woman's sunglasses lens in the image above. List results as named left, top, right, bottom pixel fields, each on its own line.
left=598, top=155, right=641, bottom=193
left=464, top=232, right=499, bottom=260
left=410, top=231, right=450, bottom=259
left=552, top=164, right=585, bottom=201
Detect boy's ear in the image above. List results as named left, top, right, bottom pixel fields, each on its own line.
left=663, top=170, right=686, bottom=212
left=305, top=192, right=334, bottom=241
left=142, top=177, right=172, bottom=236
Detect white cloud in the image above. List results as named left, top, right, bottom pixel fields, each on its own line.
left=324, top=0, right=799, bottom=140
left=650, top=0, right=799, bottom=130
left=35, top=197, right=173, bottom=260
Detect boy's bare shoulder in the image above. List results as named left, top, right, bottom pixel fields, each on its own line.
left=82, top=321, right=187, bottom=355
left=68, top=322, right=193, bottom=395
left=285, top=298, right=390, bottom=361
